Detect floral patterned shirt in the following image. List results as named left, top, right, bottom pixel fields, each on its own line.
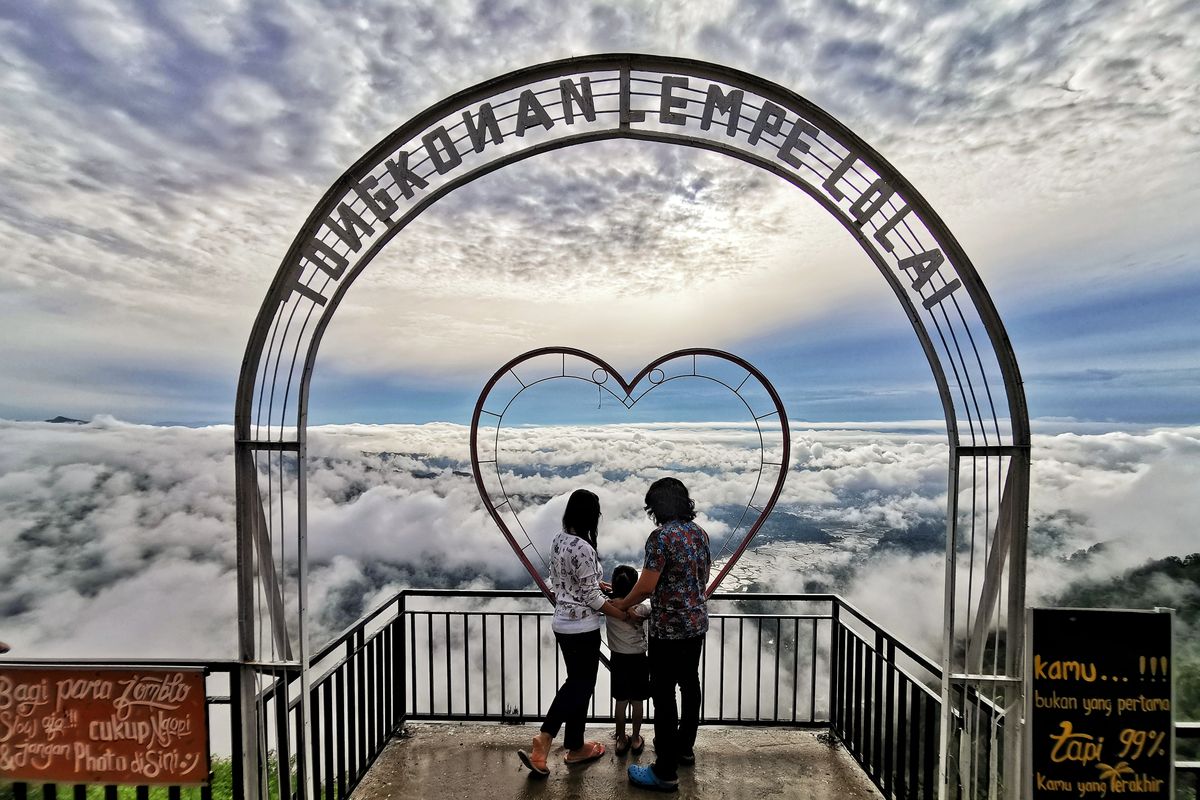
left=549, top=531, right=606, bottom=634
left=644, top=520, right=711, bottom=640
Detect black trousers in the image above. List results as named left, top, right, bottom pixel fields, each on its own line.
left=541, top=628, right=601, bottom=750
left=648, top=634, right=705, bottom=781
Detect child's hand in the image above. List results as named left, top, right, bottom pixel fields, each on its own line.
left=599, top=580, right=612, bottom=594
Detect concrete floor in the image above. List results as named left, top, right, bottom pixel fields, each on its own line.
left=353, top=722, right=882, bottom=800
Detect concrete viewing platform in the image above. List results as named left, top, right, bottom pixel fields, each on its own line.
left=353, top=722, right=882, bottom=800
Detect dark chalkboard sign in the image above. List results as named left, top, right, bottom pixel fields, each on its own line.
left=1027, top=608, right=1174, bottom=799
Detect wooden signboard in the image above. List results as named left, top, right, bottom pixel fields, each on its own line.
left=0, top=667, right=209, bottom=785
left=1027, top=608, right=1174, bottom=799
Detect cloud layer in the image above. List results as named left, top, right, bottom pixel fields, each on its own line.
left=2, top=418, right=1197, bottom=664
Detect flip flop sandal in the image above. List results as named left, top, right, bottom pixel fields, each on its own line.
left=517, top=748, right=550, bottom=777
left=564, top=741, right=606, bottom=765
left=616, top=734, right=632, bottom=756
left=631, top=735, right=645, bottom=756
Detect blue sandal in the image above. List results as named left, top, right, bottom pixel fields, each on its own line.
left=628, top=763, right=678, bottom=793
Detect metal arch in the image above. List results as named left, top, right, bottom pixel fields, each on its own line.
left=234, top=53, right=1031, bottom=800
left=239, top=53, right=992, bottom=437
left=466, top=346, right=792, bottom=601
left=237, top=53, right=1027, bottom=449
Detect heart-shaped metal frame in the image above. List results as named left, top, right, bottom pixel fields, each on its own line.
left=469, top=346, right=791, bottom=600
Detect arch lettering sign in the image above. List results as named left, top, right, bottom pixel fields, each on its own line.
left=234, top=54, right=1031, bottom=800
left=287, top=69, right=960, bottom=312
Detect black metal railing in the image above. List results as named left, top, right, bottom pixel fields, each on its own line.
left=5, top=590, right=1198, bottom=800
left=1178, top=722, right=1200, bottom=797
left=830, top=600, right=949, bottom=800
left=398, top=590, right=834, bottom=727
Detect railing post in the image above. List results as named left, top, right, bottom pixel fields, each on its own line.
left=873, top=629, right=885, bottom=781
left=236, top=664, right=259, bottom=800
left=229, top=667, right=245, bottom=800
left=355, top=627, right=366, bottom=772
left=883, top=639, right=896, bottom=798
left=829, top=601, right=841, bottom=735
left=345, top=631, right=357, bottom=783
left=395, top=593, right=407, bottom=729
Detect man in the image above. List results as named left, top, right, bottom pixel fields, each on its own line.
left=614, top=477, right=711, bottom=793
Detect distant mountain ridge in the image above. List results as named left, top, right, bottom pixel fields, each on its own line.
left=1055, top=553, right=1200, bottom=721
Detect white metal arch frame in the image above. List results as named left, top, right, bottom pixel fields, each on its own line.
left=234, top=53, right=1030, bottom=800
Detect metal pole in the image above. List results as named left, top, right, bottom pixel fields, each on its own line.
left=939, top=442, right=961, bottom=800
left=1002, top=453, right=1030, bottom=800
left=234, top=444, right=262, bottom=800
left=297, top=417, right=313, bottom=799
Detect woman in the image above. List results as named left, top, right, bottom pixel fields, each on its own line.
left=615, top=477, right=711, bottom=793
left=517, top=488, right=629, bottom=777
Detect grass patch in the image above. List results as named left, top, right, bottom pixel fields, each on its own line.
left=0, top=757, right=299, bottom=800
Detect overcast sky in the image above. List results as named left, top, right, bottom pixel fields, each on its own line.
left=1, top=0, right=1197, bottom=426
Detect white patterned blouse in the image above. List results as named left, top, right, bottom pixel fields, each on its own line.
left=549, top=530, right=607, bottom=634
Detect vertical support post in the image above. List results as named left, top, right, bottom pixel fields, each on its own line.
left=829, top=601, right=840, bottom=734
left=938, top=443, right=961, bottom=800
left=393, top=594, right=406, bottom=731
left=872, top=629, right=885, bottom=777
left=883, top=639, right=896, bottom=796
left=234, top=444, right=262, bottom=800
left=1002, top=453, right=1030, bottom=800
left=229, top=668, right=245, bottom=800
left=297, top=428, right=313, bottom=800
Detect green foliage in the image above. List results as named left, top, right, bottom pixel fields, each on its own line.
left=1055, top=553, right=1200, bottom=720
left=0, top=757, right=266, bottom=800
left=1055, top=554, right=1200, bottom=616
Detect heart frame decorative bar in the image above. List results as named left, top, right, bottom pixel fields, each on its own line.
left=468, top=345, right=791, bottom=599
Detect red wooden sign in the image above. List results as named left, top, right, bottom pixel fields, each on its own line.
left=0, top=667, right=209, bottom=785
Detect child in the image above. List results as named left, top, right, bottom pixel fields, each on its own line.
left=607, top=564, right=651, bottom=756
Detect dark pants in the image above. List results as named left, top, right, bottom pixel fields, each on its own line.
left=541, top=628, right=601, bottom=750
left=649, top=634, right=704, bottom=781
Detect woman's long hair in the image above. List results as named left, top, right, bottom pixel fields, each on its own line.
left=562, top=489, right=601, bottom=550
left=644, top=477, right=696, bottom=526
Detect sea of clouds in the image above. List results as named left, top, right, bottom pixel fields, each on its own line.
left=1, top=417, right=1198, bottom=663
